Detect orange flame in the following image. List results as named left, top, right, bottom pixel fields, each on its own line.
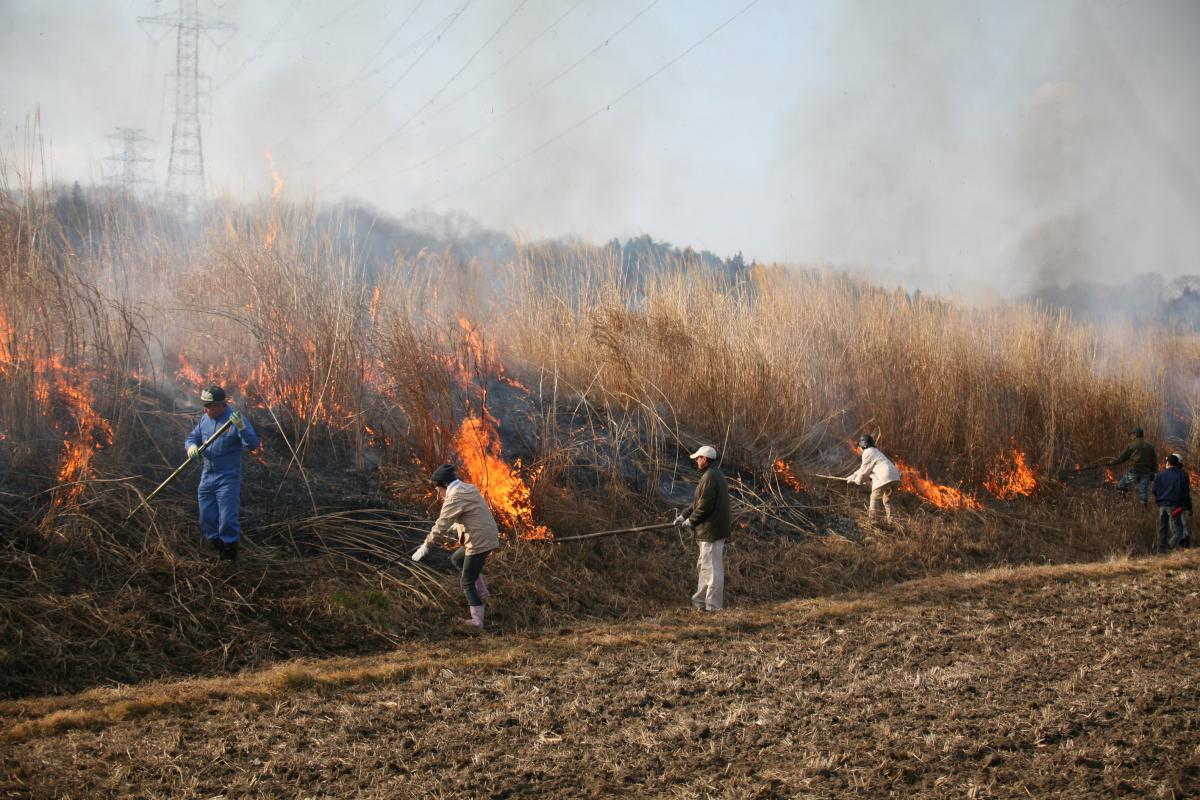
left=895, top=458, right=983, bottom=510
left=455, top=316, right=500, bottom=385
left=264, top=147, right=282, bottom=249
left=1104, top=467, right=1116, bottom=484
left=265, top=147, right=283, bottom=200
left=368, top=286, right=381, bottom=326
left=176, top=345, right=366, bottom=434
left=453, top=410, right=552, bottom=541
left=984, top=447, right=1038, bottom=499
left=34, top=356, right=113, bottom=505
left=0, top=310, right=12, bottom=370
left=773, top=459, right=804, bottom=492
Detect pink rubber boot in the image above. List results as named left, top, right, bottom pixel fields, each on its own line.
left=464, top=605, right=485, bottom=628
left=474, top=575, right=489, bottom=601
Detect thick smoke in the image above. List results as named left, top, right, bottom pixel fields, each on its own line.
left=2, top=0, right=1198, bottom=296
left=769, top=0, right=1200, bottom=296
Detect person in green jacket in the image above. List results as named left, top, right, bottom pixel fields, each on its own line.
left=1111, top=427, right=1157, bottom=506
left=677, top=445, right=732, bottom=612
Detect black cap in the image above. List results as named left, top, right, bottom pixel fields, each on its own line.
left=1131, top=427, right=1144, bottom=438
left=430, top=464, right=457, bottom=487
left=858, top=434, right=876, bottom=449
left=1167, top=453, right=1181, bottom=467
left=200, top=385, right=226, bottom=406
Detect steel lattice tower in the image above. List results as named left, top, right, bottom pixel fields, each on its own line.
left=104, top=128, right=155, bottom=195
left=139, top=0, right=234, bottom=205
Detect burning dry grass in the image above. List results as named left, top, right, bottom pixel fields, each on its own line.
left=1, top=178, right=1198, bottom=700
left=503, top=242, right=1168, bottom=489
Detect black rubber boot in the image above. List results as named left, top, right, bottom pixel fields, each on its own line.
left=220, top=540, right=239, bottom=561
left=209, top=538, right=225, bottom=558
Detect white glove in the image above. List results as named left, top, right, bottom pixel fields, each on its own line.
left=412, top=544, right=430, bottom=562
left=187, top=444, right=200, bottom=460
left=846, top=476, right=858, bottom=485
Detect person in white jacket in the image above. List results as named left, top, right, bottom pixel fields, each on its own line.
left=414, top=464, right=501, bottom=628
left=846, top=434, right=903, bottom=520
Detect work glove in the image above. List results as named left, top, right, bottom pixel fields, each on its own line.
left=846, top=476, right=859, bottom=485
left=186, top=444, right=200, bottom=461
left=411, top=544, right=430, bottom=562
left=229, top=409, right=246, bottom=431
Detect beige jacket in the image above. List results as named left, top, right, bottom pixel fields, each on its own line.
left=424, top=480, right=501, bottom=555
left=849, top=447, right=902, bottom=490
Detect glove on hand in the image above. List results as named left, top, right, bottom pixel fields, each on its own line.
left=229, top=409, right=245, bottom=431
left=846, top=476, right=858, bottom=485
left=186, top=444, right=200, bottom=460
left=412, top=544, right=430, bottom=562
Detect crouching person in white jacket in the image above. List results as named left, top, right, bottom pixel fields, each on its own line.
left=846, top=435, right=903, bottom=521
left=416, top=464, right=501, bottom=628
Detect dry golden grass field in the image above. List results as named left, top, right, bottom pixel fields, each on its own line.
left=4, top=185, right=1200, bottom=798
left=3, top=552, right=1198, bottom=799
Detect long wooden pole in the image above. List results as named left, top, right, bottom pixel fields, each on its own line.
left=552, top=522, right=677, bottom=543
left=126, top=416, right=235, bottom=521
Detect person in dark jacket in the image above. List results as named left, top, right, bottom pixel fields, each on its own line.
left=1152, top=453, right=1191, bottom=553
left=1112, top=427, right=1157, bottom=506
left=677, top=445, right=732, bottom=611
left=184, top=385, right=260, bottom=561
left=1175, top=454, right=1192, bottom=549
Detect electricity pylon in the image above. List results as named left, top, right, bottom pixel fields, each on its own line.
left=138, top=0, right=235, bottom=207
left=104, top=128, right=154, bottom=196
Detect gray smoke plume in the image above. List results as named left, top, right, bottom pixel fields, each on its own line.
left=2, top=0, right=1198, bottom=297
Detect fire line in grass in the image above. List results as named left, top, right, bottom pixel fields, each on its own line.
left=849, top=440, right=982, bottom=511
left=894, top=458, right=983, bottom=511
left=773, top=459, right=804, bottom=492
left=454, top=409, right=552, bottom=541
left=984, top=446, right=1038, bottom=499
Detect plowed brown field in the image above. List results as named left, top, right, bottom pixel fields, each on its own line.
left=4, top=553, right=1199, bottom=799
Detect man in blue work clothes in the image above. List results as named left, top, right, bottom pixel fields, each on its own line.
left=185, top=385, right=260, bottom=561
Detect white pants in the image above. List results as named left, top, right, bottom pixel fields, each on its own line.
left=691, top=540, right=725, bottom=611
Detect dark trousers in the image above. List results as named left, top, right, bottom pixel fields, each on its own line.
left=1117, top=472, right=1152, bottom=504
left=451, top=547, right=489, bottom=606
left=1156, top=507, right=1187, bottom=553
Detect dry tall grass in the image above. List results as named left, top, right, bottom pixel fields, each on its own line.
left=1, top=168, right=1196, bottom=697
left=502, top=242, right=1169, bottom=486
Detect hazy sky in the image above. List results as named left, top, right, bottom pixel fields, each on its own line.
left=3, top=0, right=1199, bottom=294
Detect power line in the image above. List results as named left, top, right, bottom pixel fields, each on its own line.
left=305, top=2, right=472, bottom=159
left=384, top=0, right=587, bottom=142
left=314, top=0, right=431, bottom=100
left=355, top=13, right=457, bottom=83
left=242, top=0, right=372, bottom=44
left=327, top=0, right=531, bottom=184
left=423, top=0, right=764, bottom=207
left=276, top=0, right=583, bottom=166
left=267, top=0, right=439, bottom=161
left=213, top=0, right=305, bottom=90
left=339, top=0, right=658, bottom=193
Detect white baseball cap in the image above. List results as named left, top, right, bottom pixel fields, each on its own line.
left=689, top=445, right=718, bottom=460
